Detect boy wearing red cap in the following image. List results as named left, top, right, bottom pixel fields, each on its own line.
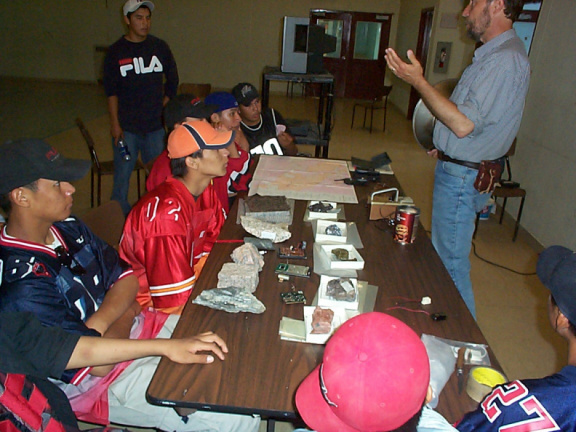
left=295, top=312, right=456, bottom=432
left=296, top=247, right=576, bottom=431
left=120, top=121, right=232, bottom=314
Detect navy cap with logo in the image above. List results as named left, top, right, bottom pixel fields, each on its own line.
left=231, top=83, right=260, bottom=106
left=163, top=94, right=217, bottom=130
left=537, top=245, right=576, bottom=324
left=0, top=139, right=90, bottom=195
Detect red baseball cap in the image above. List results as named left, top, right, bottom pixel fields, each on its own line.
left=295, top=312, right=430, bottom=432
left=167, top=120, right=234, bottom=159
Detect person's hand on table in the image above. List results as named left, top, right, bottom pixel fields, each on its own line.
left=278, top=131, right=298, bottom=156
left=163, top=331, right=229, bottom=364
left=278, top=131, right=294, bottom=147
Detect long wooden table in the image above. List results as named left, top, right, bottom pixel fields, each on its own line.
left=147, top=174, right=499, bottom=427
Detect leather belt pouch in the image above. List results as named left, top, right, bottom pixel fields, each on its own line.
left=473, top=160, right=503, bottom=194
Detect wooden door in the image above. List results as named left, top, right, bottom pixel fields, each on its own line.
left=311, top=10, right=392, bottom=99
left=309, top=10, right=351, bottom=98
left=407, top=8, right=434, bottom=119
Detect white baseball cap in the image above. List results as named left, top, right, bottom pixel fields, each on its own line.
left=123, top=0, right=155, bottom=16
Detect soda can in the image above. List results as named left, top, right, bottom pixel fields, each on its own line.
left=394, top=206, right=420, bottom=244
left=118, top=139, right=131, bottom=161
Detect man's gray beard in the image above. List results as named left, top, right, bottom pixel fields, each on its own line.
left=466, top=26, right=483, bottom=42
left=466, top=4, right=492, bottom=42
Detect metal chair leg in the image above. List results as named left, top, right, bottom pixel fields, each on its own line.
left=90, top=169, right=95, bottom=208
left=97, top=174, right=102, bottom=207
left=499, top=198, right=508, bottom=224
left=383, top=99, right=389, bottom=132
left=266, top=419, right=276, bottom=432
left=513, top=195, right=526, bottom=242
left=473, top=212, right=480, bottom=239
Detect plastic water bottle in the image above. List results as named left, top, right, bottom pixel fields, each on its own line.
left=118, top=139, right=131, bottom=161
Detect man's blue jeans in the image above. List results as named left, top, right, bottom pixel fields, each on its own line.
left=431, top=161, right=491, bottom=319
left=111, top=129, right=165, bottom=215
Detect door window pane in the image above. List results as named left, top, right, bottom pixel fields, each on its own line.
left=513, top=21, right=536, bottom=54
left=513, top=0, right=542, bottom=54
left=317, top=19, right=343, bottom=58
left=353, top=21, right=382, bottom=60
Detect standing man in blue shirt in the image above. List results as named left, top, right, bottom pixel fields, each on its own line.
left=103, top=0, right=179, bottom=214
left=385, top=0, right=530, bottom=317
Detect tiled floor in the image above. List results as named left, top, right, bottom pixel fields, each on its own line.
left=1, top=78, right=566, bottom=431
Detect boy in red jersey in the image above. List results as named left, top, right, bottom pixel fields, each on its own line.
left=120, top=121, right=232, bottom=314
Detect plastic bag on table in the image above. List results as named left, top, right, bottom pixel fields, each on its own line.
left=421, top=333, right=457, bottom=409
left=425, top=334, right=491, bottom=366
left=421, top=334, right=491, bottom=408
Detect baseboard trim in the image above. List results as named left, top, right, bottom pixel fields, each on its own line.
left=0, top=75, right=100, bottom=86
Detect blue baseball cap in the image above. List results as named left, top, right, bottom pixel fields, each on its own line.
left=204, top=92, right=238, bottom=113
left=537, top=245, right=576, bottom=324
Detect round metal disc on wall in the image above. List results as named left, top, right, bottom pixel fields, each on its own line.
left=412, top=78, right=459, bottom=151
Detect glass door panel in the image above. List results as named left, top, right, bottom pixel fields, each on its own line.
left=353, top=21, right=382, bottom=60
left=311, top=10, right=392, bottom=98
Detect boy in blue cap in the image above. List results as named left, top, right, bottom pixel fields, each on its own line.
left=457, top=245, right=576, bottom=430
left=205, top=91, right=252, bottom=212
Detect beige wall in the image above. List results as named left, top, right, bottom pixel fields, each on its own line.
left=391, top=0, right=475, bottom=113
left=0, top=0, right=400, bottom=89
left=1, top=0, right=575, bottom=249
left=511, top=0, right=576, bottom=247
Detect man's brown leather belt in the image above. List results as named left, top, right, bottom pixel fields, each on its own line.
left=438, top=152, right=480, bottom=170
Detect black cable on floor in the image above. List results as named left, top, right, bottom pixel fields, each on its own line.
left=472, top=241, right=537, bottom=276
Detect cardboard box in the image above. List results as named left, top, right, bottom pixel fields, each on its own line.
left=307, top=201, right=341, bottom=220
left=316, top=220, right=347, bottom=243
left=304, top=306, right=350, bottom=344
left=321, top=244, right=364, bottom=270
left=317, top=275, right=359, bottom=311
